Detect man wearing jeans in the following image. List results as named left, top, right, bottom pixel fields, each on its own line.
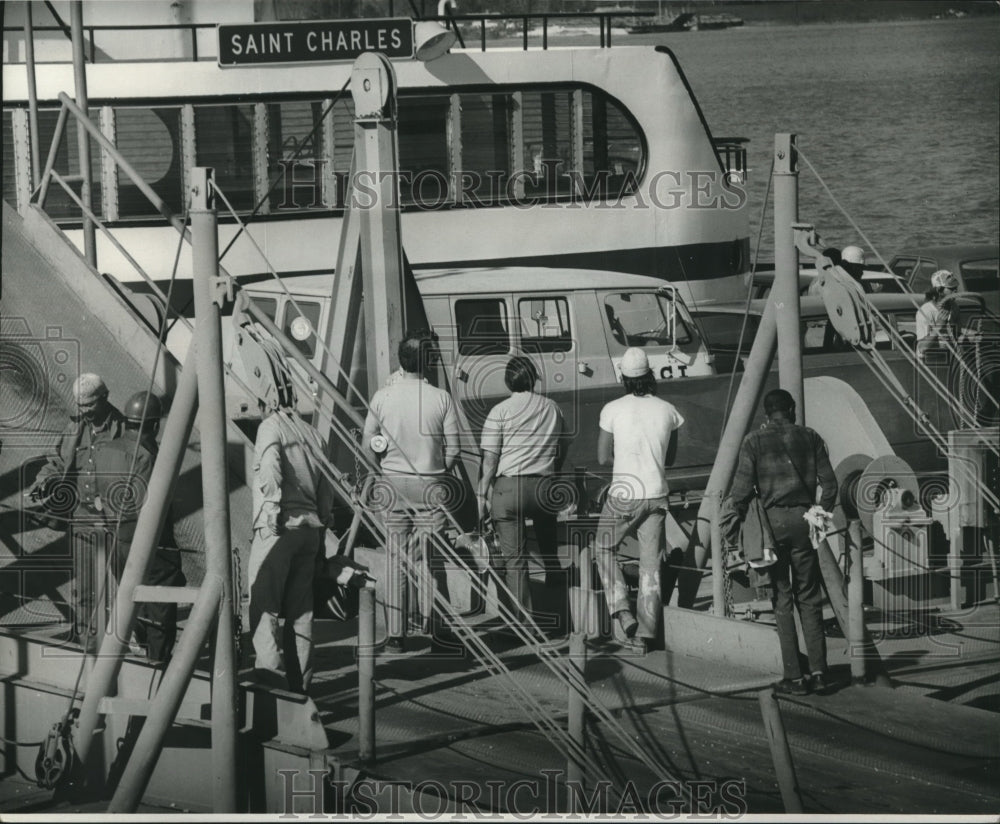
left=593, top=348, right=684, bottom=652
left=728, top=388, right=838, bottom=695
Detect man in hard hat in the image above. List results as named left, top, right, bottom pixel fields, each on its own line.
left=916, top=269, right=962, bottom=359
left=840, top=245, right=871, bottom=291
left=591, top=347, right=685, bottom=653
left=93, top=391, right=185, bottom=664
left=249, top=388, right=335, bottom=693
left=728, top=389, right=838, bottom=696
left=28, top=373, right=126, bottom=649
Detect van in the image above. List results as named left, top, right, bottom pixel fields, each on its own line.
left=224, top=266, right=718, bottom=491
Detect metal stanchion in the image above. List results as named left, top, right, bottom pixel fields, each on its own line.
left=358, top=586, right=376, bottom=764
left=846, top=520, right=866, bottom=684
left=758, top=688, right=803, bottom=814
left=566, top=631, right=586, bottom=812
left=710, top=491, right=725, bottom=616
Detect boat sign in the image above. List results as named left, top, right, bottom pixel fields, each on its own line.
left=217, top=18, right=414, bottom=66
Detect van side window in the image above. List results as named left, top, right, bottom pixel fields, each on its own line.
left=517, top=297, right=571, bottom=353
left=455, top=299, right=510, bottom=356
left=251, top=296, right=279, bottom=324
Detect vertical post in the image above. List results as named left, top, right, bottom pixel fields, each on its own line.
left=73, top=350, right=199, bottom=769
left=358, top=586, right=376, bottom=764
left=690, top=301, right=777, bottom=591
left=773, top=133, right=803, bottom=422
left=351, top=53, right=407, bottom=389
left=24, top=3, right=41, bottom=187
left=190, top=167, right=238, bottom=812
left=108, top=576, right=224, bottom=812
left=566, top=631, right=586, bottom=813
left=711, top=490, right=725, bottom=616
left=815, top=538, right=892, bottom=688
left=846, top=519, right=866, bottom=684
left=758, top=688, right=803, bottom=813
left=70, top=2, right=96, bottom=268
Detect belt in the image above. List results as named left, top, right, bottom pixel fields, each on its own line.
left=766, top=503, right=810, bottom=509
left=497, top=473, right=550, bottom=479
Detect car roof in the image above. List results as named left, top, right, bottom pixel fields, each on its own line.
left=244, top=267, right=677, bottom=298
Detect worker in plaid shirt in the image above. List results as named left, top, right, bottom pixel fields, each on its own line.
left=729, top=388, right=838, bottom=696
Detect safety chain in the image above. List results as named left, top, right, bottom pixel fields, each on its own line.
left=722, top=555, right=735, bottom=619
left=232, top=545, right=244, bottom=668
left=351, top=428, right=364, bottom=489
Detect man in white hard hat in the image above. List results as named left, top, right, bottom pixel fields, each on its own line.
left=590, top=348, right=684, bottom=653
left=27, top=373, right=127, bottom=649
left=916, top=269, right=961, bottom=359
left=839, top=245, right=870, bottom=291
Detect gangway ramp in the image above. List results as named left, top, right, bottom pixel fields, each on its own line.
left=0, top=201, right=252, bottom=617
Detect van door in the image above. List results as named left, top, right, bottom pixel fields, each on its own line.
left=450, top=295, right=514, bottom=430
left=513, top=294, right=587, bottom=437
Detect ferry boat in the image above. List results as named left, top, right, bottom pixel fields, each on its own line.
left=1, top=8, right=751, bottom=315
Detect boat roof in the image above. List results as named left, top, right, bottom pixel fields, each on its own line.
left=890, top=244, right=998, bottom=260
left=249, top=267, right=677, bottom=299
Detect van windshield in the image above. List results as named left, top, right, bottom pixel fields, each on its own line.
left=604, top=291, right=691, bottom=348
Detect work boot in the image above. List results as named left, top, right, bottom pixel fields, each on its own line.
left=772, top=677, right=810, bottom=696
left=810, top=671, right=830, bottom=695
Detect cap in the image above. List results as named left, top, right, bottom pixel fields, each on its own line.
left=72, top=373, right=108, bottom=405
left=931, top=269, right=959, bottom=290
left=123, top=391, right=163, bottom=423
left=841, top=245, right=865, bottom=265
left=620, top=347, right=651, bottom=378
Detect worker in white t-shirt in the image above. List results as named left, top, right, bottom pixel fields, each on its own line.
left=593, top=347, right=684, bottom=652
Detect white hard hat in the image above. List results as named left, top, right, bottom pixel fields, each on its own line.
left=931, top=269, right=959, bottom=291
left=841, top=245, right=865, bottom=265
left=620, top=347, right=651, bottom=378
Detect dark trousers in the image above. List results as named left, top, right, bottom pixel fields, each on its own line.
left=113, top=538, right=184, bottom=664
left=766, top=506, right=827, bottom=680
left=491, top=475, right=563, bottom=616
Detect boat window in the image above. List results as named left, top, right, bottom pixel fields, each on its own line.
left=35, top=108, right=104, bottom=220
left=115, top=107, right=183, bottom=217
left=909, top=259, right=940, bottom=294
left=455, top=298, right=510, bottom=356
left=1, top=111, right=15, bottom=207
left=459, top=93, right=512, bottom=200
left=283, top=299, right=322, bottom=358
left=803, top=318, right=892, bottom=353
left=398, top=95, right=451, bottom=206
left=604, top=291, right=691, bottom=348
left=194, top=103, right=255, bottom=211
left=960, top=258, right=999, bottom=293
left=266, top=101, right=327, bottom=211
left=517, top=297, right=571, bottom=353
left=521, top=91, right=574, bottom=197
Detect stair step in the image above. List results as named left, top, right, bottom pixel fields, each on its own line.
left=98, top=696, right=208, bottom=720
left=133, top=585, right=201, bottom=603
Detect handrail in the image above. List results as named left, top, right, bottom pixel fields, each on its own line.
left=2, top=10, right=654, bottom=63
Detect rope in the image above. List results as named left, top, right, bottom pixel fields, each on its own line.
left=795, top=145, right=998, bottom=414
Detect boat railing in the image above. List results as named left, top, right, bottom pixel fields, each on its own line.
left=2, top=10, right=655, bottom=65
left=713, top=136, right=750, bottom=182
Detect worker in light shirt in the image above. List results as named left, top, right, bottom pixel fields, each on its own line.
left=478, top=356, right=568, bottom=622
left=592, top=348, right=684, bottom=653
left=363, top=329, right=460, bottom=654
